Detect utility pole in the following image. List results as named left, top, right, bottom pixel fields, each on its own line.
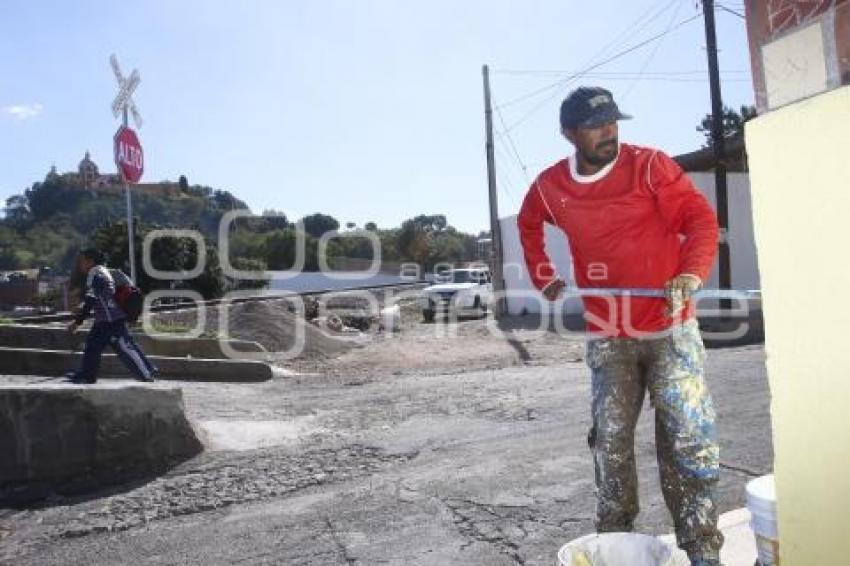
left=702, top=0, right=732, bottom=314
left=482, top=64, right=506, bottom=318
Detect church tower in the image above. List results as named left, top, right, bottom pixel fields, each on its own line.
left=78, top=151, right=99, bottom=188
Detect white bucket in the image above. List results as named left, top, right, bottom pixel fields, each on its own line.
left=379, top=305, right=401, bottom=331
left=557, top=533, right=689, bottom=566
left=746, top=474, right=779, bottom=565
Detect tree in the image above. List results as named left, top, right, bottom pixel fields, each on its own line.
left=697, top=105, right=757, bottom=148
left=90, top=220, right=230, bottom=299
left=396, top=214, right=458, bottom=269
left=300, top=213, right=339, bottom=239
left=178, top=175, right=189, bottom=191
left=364, top=221, right=378, bottom=232
left=258, top=209, right=290, bottom=231
left=263, top=229, right=323, bottom=271
left=4, top=195, right=30, bottom=228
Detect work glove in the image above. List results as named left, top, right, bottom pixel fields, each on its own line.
left=665, top=274, right=702, bottom=318
left=542, top=278, right=567, bottom=301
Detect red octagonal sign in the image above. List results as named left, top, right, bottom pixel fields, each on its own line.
left=114, top=126, right=144, bottom=183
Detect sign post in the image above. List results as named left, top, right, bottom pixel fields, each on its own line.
left=110, top=54, right=144, bottom=283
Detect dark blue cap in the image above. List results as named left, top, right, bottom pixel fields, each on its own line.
left=559, top=87, right=632, bottom=130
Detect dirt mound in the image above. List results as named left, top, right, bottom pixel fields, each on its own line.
left=227, top=300, right=360, bottom=359
left=151, top=298, right=361, bottom=360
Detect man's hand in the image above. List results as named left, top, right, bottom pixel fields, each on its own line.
left=665, top=274, right=702, bottom=317
left=542, top=278, right=567, bottom=301
left=67, top=320, right=80, bottom=333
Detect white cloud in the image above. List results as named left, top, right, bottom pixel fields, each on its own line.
left=4, top=103, right=43, bottom=120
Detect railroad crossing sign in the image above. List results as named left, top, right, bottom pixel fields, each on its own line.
left=110, top=54, right=143, bottom=129
left=109, top=53, right=144, bottom=284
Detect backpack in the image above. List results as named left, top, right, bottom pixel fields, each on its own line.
left=111, top=269, right=144, bottom=323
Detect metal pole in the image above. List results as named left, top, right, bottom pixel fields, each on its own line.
left=123, top=107, right=137, bottom=283
left=561, top=287, right=760, bottom=300
left=702, top=0, right=732, bottom=314
left=482, top=64, right=506, bottom=318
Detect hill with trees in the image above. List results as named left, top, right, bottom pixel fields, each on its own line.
left=1, top=173, right=488, bottom=299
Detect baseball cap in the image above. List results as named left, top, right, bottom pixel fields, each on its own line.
left=559, top=87, right=632, bottom=130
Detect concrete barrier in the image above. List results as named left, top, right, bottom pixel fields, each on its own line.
left=0, top=347, right=273, bottom=382
left=0, top=324, right=267, bottom=359
left=138, top=335, right=267, bottom=359
left=0, top=383, right=203, bottom=504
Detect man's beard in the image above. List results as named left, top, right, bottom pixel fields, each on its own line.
left=583, top=140, right=618, bottom=166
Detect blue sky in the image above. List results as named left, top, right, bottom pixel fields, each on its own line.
left=1, top=0, right=753, bottom=233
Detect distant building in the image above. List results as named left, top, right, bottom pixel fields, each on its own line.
left=45, top=152, right=184, bottom=199
left=673, top=131, right=748, bottom=173
left=476, top=237, right=492, bottom=262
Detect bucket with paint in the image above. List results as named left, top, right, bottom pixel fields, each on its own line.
left=746, top=474, right=779, bottom=565
left=557, top=532, right=689, bottom=566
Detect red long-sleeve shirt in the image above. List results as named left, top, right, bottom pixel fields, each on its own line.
left=517, top=143, right=719, bottom=336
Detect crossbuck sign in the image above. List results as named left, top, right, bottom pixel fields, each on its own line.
left=110, top=54, right=143, bottom=129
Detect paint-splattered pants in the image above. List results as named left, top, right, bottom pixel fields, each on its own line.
left=585, top=320, right=723, bottom=561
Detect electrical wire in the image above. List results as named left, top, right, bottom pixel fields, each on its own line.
left=491, top=136, right=523, bottom=211
left=578, top=0, right=681, bottom=78
left=494, top=105, right=530, bottom=181
left=493, top=69, right=749, bottom=77
left=501, top=11, right=704, bottom=134
left=493, top=0, right=681, bottom=109
left=622, top=0, right=685, bottom=99
left=716, top=4, right=745, bottom=18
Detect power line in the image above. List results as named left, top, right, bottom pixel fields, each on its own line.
left=492, top=99, right=532, bottom=211
left=560, top=76, right=748, bottom=82
left=494, top=0, right=681, bottom=110
left=494, top=105, right=530, bottom=181
left=501, top=11, right=704, bottom=133
left=580, top=0, right=680, bottom=78
left=493, top=134, right=523, bottom=185
left=490, top=135, right=523, bottom=211
left=493, top=69, right=749, bottom=76
left=622, top=0, right=685, bottom=99
left=716, top=4, right=745, bottom=18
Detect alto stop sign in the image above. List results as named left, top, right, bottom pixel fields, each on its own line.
left=114, top=126, right=144, bottom=183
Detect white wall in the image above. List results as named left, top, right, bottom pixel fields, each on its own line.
left=499, top=172, right=760, bottom=315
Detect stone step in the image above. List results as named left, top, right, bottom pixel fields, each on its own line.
left=0, top=346, right=273, bottom=382
left=0, top=324, right=266, bottom=359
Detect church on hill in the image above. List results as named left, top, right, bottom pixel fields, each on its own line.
left=45, top=152, right=184, bottom=199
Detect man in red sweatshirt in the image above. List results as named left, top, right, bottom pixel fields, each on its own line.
left=517, top=87, right=722, bottom=566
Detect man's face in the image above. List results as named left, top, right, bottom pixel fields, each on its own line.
left=76, top=255, right=93, bottom=274
left=564, top=121, right=619, bottom=167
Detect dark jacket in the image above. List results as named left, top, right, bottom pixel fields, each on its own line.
left=75, top=265, right=126, bottom=324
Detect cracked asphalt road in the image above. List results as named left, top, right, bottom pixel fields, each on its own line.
left=0, top=317, right=771, bottom=565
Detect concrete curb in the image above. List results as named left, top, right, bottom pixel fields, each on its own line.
left=0, top=346, right=273, bottom=382
left=0, top=325, right=267, bottom=359
left=0, top=383, right=203, bottom=505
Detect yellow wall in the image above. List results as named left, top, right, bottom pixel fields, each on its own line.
left=746, top=85, right=850, bottom=565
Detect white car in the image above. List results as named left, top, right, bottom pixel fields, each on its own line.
left=420, top=268, right=493, bottom=322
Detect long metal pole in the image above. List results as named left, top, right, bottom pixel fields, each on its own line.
left=482, top=64, right=506, bottom=318
left=123, top=107, right=137, bottom=283
left=702, top=0, right=732, bottom=314
left=562, top=287, right=760, bottom=299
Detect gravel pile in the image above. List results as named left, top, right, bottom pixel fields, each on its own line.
left=151, top=298, right=361, bottom=359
